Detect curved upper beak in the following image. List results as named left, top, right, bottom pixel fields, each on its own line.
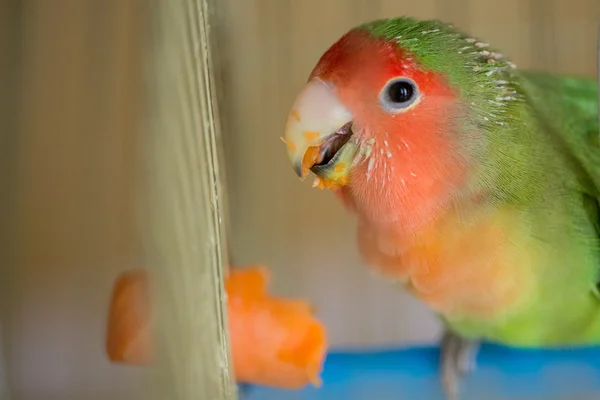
left=283, top=78, right=354, bottom=179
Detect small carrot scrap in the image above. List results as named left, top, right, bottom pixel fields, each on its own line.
left=105, top=269, right=153, bottom=365
left=105, top=265, right=328, bottom=390
left=301, top=146, right=321, bottom=178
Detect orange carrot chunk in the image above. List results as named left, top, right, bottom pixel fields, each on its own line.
left=105, top=266, right=328, bottom=390
left=105, top=269, right=153, bottom=365
left=227, top=267, right=327, bottom=388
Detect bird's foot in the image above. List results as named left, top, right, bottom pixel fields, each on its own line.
left=440, top=330, right=480, bottom=400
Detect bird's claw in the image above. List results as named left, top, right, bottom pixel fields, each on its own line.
left=440, top=330, right=480, bottom=400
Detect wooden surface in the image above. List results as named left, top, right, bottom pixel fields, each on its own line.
left=1, top=1, right=148, bottom=399
left=217, top=0, right=600, bottom=347
left=142, top=0, right=236, bottom=398
left=1, top=2, right=17, bottom=398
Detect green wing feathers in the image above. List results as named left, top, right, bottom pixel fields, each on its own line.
left=521, top=71, right=600, bottom=292
left=521, top=71, right=599, bottom=193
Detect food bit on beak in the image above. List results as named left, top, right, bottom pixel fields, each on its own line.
left=282, top=78, right=354, bottom=181
left=301, top=146, right=322, bottom=179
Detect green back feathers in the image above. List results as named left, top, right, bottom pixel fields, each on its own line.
left=520, top=71, right=600, bottom=195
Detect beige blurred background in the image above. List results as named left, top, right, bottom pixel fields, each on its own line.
left=1, top=0, right=598, bottom=399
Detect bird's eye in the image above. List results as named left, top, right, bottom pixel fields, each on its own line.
left=379, top=77, right=419, bottom=112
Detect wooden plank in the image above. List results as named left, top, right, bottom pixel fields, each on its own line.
left=381, top=0, right=437, bottom=21
left=142, top=0, right=236, bottom=398
left=1, top=1, right=148, bottom=399
left=0, top=1, right=19, bottom=396
left=550, top=0, right=600, bottom=77
left=467, top=0, right=534, bottom=70
left=528, top=0, right=559, bottom=72
left=435, top=0, right=472, bottom=30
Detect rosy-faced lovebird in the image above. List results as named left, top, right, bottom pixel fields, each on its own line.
left=281, top=17, right=600, bottom=399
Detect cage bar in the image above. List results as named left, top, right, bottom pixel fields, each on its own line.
left=142, top=0, right=236, bottom=398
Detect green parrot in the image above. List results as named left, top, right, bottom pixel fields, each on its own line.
left=280, top=17, right=600, bottom=399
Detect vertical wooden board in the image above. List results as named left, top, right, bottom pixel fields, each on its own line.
left=528, top=0, right=560, bottom=72
left=142, top=0, right=235, bottom=398
left=380, top=0, right=437, bottom=20
left=467, top=0, right=534, bottom=70
left=351, top=0, right=383, bottom=23
left=551, top=0, right=600, bottom=77
left=434, top=0, right=472, bottom=30
left=218, top=0, right=287, bottom=266
left=4, top=0, right=147, bottom=399
left=0, top=0, right=19, bottom=396
left=212, top=0, right=261, bottom=219
left=0, top=325, right=8, bottom=400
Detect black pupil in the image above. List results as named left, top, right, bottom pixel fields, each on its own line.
left=387, top=81, right=414, bottom=104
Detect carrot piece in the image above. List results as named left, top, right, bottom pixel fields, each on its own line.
left=105, top=266, right=328, bottom=389
left=227, top=267, right=326, bottom=388
left=105, top=269, right=153, bottom=365
left=301, top=146, right=321, bottom=178
left=224, top=264, right=269, bottom=298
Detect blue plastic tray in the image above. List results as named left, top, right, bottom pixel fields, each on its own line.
left=241, top=343, right=600, bottom=399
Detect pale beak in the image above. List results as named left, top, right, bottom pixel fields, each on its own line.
left=282, top=78, right=355, bottom=181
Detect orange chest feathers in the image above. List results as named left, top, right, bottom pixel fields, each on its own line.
left=357, top=206, right=537, bottom=320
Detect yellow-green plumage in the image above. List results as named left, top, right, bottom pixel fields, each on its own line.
left=481, top=71, right=600, bottom=346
